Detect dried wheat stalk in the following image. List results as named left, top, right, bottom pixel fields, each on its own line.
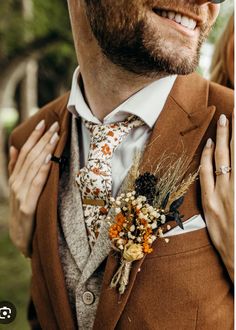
left=153, top=154, right=190, bottom=208
left=122, top=150, right=142, bottom=192
left=167, top=170, right=199, bottom=209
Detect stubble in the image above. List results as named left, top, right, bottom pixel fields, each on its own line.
left=83, top=0, right=213, bottom=77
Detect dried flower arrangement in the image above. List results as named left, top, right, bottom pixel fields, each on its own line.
left=108, top=152, right=199, bottom=294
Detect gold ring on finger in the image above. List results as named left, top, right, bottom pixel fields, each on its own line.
left=215, top=165, right=231, bottom=176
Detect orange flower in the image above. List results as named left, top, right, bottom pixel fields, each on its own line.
left=101, top=144, right=111, bottom=155
left=140, top=219, right=148, bottom=226
left=143, top=233, right=149, bottom=240
left=117, top=225, right=122, bottom=231
left=143, top=228, right=152, bottom=240
left=109, top=225, right=119, bottom=239
left=92, top=167, right=101, bottom=175
left=107, top=131, right=114, bottom=137
left=115, top=212, right=126, bottom=225
left=100, top=207, right=108, bottom=215
left=109, top=214, right=127, bottom=240
left=109, top=229, right=119, bottom=239
left=143, top=243, right=153, bottom=254
left=147, top=247, right=153, bottom=254
left=94, top=188, right=100, bottom=196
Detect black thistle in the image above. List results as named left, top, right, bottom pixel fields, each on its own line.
left=135, top=172, right=157, bottom=205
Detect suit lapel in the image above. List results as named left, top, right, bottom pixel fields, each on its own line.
left=93, top=73, right=216, bottom=330
left=141, top=73, right=215, bottom=174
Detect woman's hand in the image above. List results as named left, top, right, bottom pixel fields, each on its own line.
left=200, top=113, right=234, bottom=282
left=8, top=119, right=60, bottom=257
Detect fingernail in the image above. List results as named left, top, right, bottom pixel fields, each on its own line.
left=50, top=132, right=59, bottom=145
left=206, top=138, right=212, bottom=148
left=35, top=119, right=45, bottom=130
left=45, top=154, right=52, bottom=164
left=9, top=146, right=16, bottom=155
left=49, top=121, right=59, bottom=132
left=219, top=114, right=227, bottom=127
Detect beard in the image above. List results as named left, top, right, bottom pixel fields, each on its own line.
left=83, top=0, right=214, bottom=77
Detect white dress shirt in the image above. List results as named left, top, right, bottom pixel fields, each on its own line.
left=67, top=67, right=206, bottom=234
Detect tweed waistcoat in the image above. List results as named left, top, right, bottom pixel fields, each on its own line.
left=57, top=116, right=107, bottom=329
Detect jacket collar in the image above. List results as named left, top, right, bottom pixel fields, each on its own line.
left=36, top=73, right=215, bottom=329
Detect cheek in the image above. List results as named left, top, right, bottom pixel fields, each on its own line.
left=103, top=2, right=141, bottom=30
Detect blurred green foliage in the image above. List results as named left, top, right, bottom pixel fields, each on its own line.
left=0, top=0, right=71, bottom=59
left=0, top=202, right=31, bottom=330
left=0, top=3, right=76, bottom=328
left=0, top=0, right=77, bottom=106
left=209, top=0, right=234, bottom=43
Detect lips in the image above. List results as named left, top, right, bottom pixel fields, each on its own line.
left=153, top=8, right=198, bottom=31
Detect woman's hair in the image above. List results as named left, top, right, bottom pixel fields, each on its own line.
left=210, top=14, right=234, bottom=88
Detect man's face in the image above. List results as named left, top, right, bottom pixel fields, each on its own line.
left=83, top=0, right=220, bottom=77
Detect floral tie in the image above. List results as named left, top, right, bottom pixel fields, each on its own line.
left=76, top=115, right=144, bottom=250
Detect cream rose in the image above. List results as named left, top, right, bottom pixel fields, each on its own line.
left=123, top=242, right=144, bottom=262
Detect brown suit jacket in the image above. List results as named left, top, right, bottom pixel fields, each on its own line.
left=10, top=73, right=234, bottom=330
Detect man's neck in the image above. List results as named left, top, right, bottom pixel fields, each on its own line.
left=79, top=55, right=162, bottom=121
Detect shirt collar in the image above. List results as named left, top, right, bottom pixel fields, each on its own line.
left=67, top=66, right=177, bottom=128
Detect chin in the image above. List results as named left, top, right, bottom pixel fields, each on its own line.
left=144, top=48, right=200, bottom=76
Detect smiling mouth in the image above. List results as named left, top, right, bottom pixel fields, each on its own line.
left=153, top=8, right=198, bottom=31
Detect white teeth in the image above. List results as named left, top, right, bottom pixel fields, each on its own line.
left=174, top=14, right=182, bottom=23
left=167, top=11, right=175, bottom=20
left=158, top=10, right=197, bottom=31
left=181, top=16, right=190, bottom=28
left=189, top=18, right=197, bottom=30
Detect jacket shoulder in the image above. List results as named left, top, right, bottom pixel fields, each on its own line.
left=9, top=92, right=70, bottom=150
left=208, top=81, right=234, bottom=117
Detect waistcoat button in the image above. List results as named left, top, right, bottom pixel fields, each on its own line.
left=82, top=291, right=95, bottom=305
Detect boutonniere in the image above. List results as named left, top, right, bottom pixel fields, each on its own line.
left=108, top=153, right=199, bottom=295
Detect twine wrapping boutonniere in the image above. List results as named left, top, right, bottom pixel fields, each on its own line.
left=108, top=153, right=199, bottom=295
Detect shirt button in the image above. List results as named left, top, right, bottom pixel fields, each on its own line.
left=82, top=291, right=95, bottom=305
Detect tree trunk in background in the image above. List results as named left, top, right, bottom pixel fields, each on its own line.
left=0, top=60, right=28, bottom=200
left=19, top=59, right=38, bottom=122
left=22, top=0, right=33, bottom=19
